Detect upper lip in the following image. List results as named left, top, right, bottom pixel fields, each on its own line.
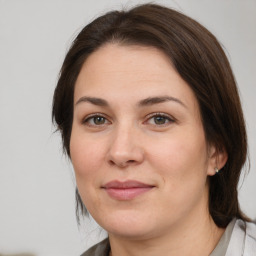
left=102, top=180, right=155, bottom=189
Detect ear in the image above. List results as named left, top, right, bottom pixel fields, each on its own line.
left=207, top=144, right=228, bottom=176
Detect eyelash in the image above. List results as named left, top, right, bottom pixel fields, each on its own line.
left=145, top=112, right=175, bottom=126
left=82, top=113, right=111, bottom=127
left=82, top=112, right=175, bottom=127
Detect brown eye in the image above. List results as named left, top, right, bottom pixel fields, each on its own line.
left=83, top=115, right=110, bottom=126
left=93, top=116, right=106, bottom=125
left=154, top=116, right=168, bottom=125
left=146, top=113, right=174, bottom=126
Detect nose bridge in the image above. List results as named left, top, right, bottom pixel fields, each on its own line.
left=108, top=121, right=144, bottom=167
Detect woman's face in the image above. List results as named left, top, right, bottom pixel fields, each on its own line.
left=70, top=44, right=217, bottom=239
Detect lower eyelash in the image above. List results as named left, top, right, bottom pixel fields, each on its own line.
left=144, top=112, right=175, bottom=127
left=148, top=113, right=174, bottom=121
left=82, top=114, right=106, bottom=124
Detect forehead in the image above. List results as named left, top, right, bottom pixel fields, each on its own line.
left=74, top=44, right=197, bottom=108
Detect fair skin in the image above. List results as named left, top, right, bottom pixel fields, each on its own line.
left=70, top=44, right=227, bottom=256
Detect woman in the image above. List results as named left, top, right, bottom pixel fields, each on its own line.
left=52, top=3, right=256, bottom=256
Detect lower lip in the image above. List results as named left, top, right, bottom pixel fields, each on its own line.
left=104, top=187, right=153, bottom=201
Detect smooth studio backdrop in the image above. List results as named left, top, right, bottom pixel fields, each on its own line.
left=0, top=0, right=255, bottom=255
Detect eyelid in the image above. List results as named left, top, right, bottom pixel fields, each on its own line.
left=82, top=113, right=112, bottom=126
left=81, top=112, right=175, bottom=127
left=144, top=112, right=175, bottom=125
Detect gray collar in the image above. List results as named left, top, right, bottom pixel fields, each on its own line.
left=210, top=218, right=236, bottom=256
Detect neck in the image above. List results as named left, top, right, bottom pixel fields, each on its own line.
left=109, top=211, right=224, bottom=256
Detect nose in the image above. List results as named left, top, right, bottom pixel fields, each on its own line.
left=107, top=125, right=144, bottom=168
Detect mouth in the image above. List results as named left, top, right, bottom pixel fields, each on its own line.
left=102, top=180, right=155, bottom=201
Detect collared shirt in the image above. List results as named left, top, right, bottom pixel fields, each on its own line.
left=81, top=219, right=256, bottom=256
left=210, top=218, right=236, bottom=255
left=81, top=238, right=110, bottom=256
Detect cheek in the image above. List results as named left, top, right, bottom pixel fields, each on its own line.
left=150, top=133, right=207, bottom=171
left=147, top=129, right=209, bottom=195
left=147, top=134, right=209, bottom=217
left=70, top=133, right=105, bottom=181
left=70, top=134, right=106, bottom=210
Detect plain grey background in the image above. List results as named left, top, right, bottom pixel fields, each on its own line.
left=0, top=0, right=255, bottom=255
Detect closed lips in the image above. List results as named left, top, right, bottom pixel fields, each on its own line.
left=102, top=180, right=155, bottom=200
left=103, top=180, right=154, bottom=189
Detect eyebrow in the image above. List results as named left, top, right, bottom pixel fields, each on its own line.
left=75, top=96, right=109, bottom=106
left=75, top=95, right=186, bottom=108
left=138, top=96, right=187, bottom=108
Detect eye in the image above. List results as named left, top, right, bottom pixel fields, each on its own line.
left=83, top=114, right=110, bottom=127
left=146, top=113, right=174, bottom=126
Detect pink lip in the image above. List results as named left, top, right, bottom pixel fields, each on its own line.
left=102, top=180, right=155, bottom=201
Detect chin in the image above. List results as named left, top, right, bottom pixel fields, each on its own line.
left=108, top=224, right=156, bottom=240
left=96, top=210, right=159, bottom=240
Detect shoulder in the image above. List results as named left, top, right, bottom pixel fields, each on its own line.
left=245, top=220, right=256, bottom=238
left=244, top=220, right=256, bottom=254
left=81, top=238, right=110, bottom=256
left=227, top=218, right=256, bottom=255
left=235, top=219, right=256, bottom=241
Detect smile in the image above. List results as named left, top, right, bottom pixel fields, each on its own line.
left=102, top=180, right=155, bottom=201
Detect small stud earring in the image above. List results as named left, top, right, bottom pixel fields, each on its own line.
left=214, top=167, right=219, bottom=174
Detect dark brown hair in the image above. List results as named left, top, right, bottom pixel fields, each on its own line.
left=52, top=3, right=249, bottom=227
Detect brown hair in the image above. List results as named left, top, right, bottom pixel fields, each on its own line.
left=52, top=3, right=249, bottom=227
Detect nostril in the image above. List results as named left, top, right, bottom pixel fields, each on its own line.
left=109, top=160, right=115, bottom=166
left=108, top=159, right=136, bottom=167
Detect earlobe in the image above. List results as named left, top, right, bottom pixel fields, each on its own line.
left=207, top=145, right=228, bottom=176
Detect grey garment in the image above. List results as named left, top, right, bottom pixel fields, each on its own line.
left=81, top=238, right=110, bottom=256
left=225, top=219, right=256, bottom=256
left=210, top=218, right=236, bottom=256
left=81, top=219, right=256, bottom=256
